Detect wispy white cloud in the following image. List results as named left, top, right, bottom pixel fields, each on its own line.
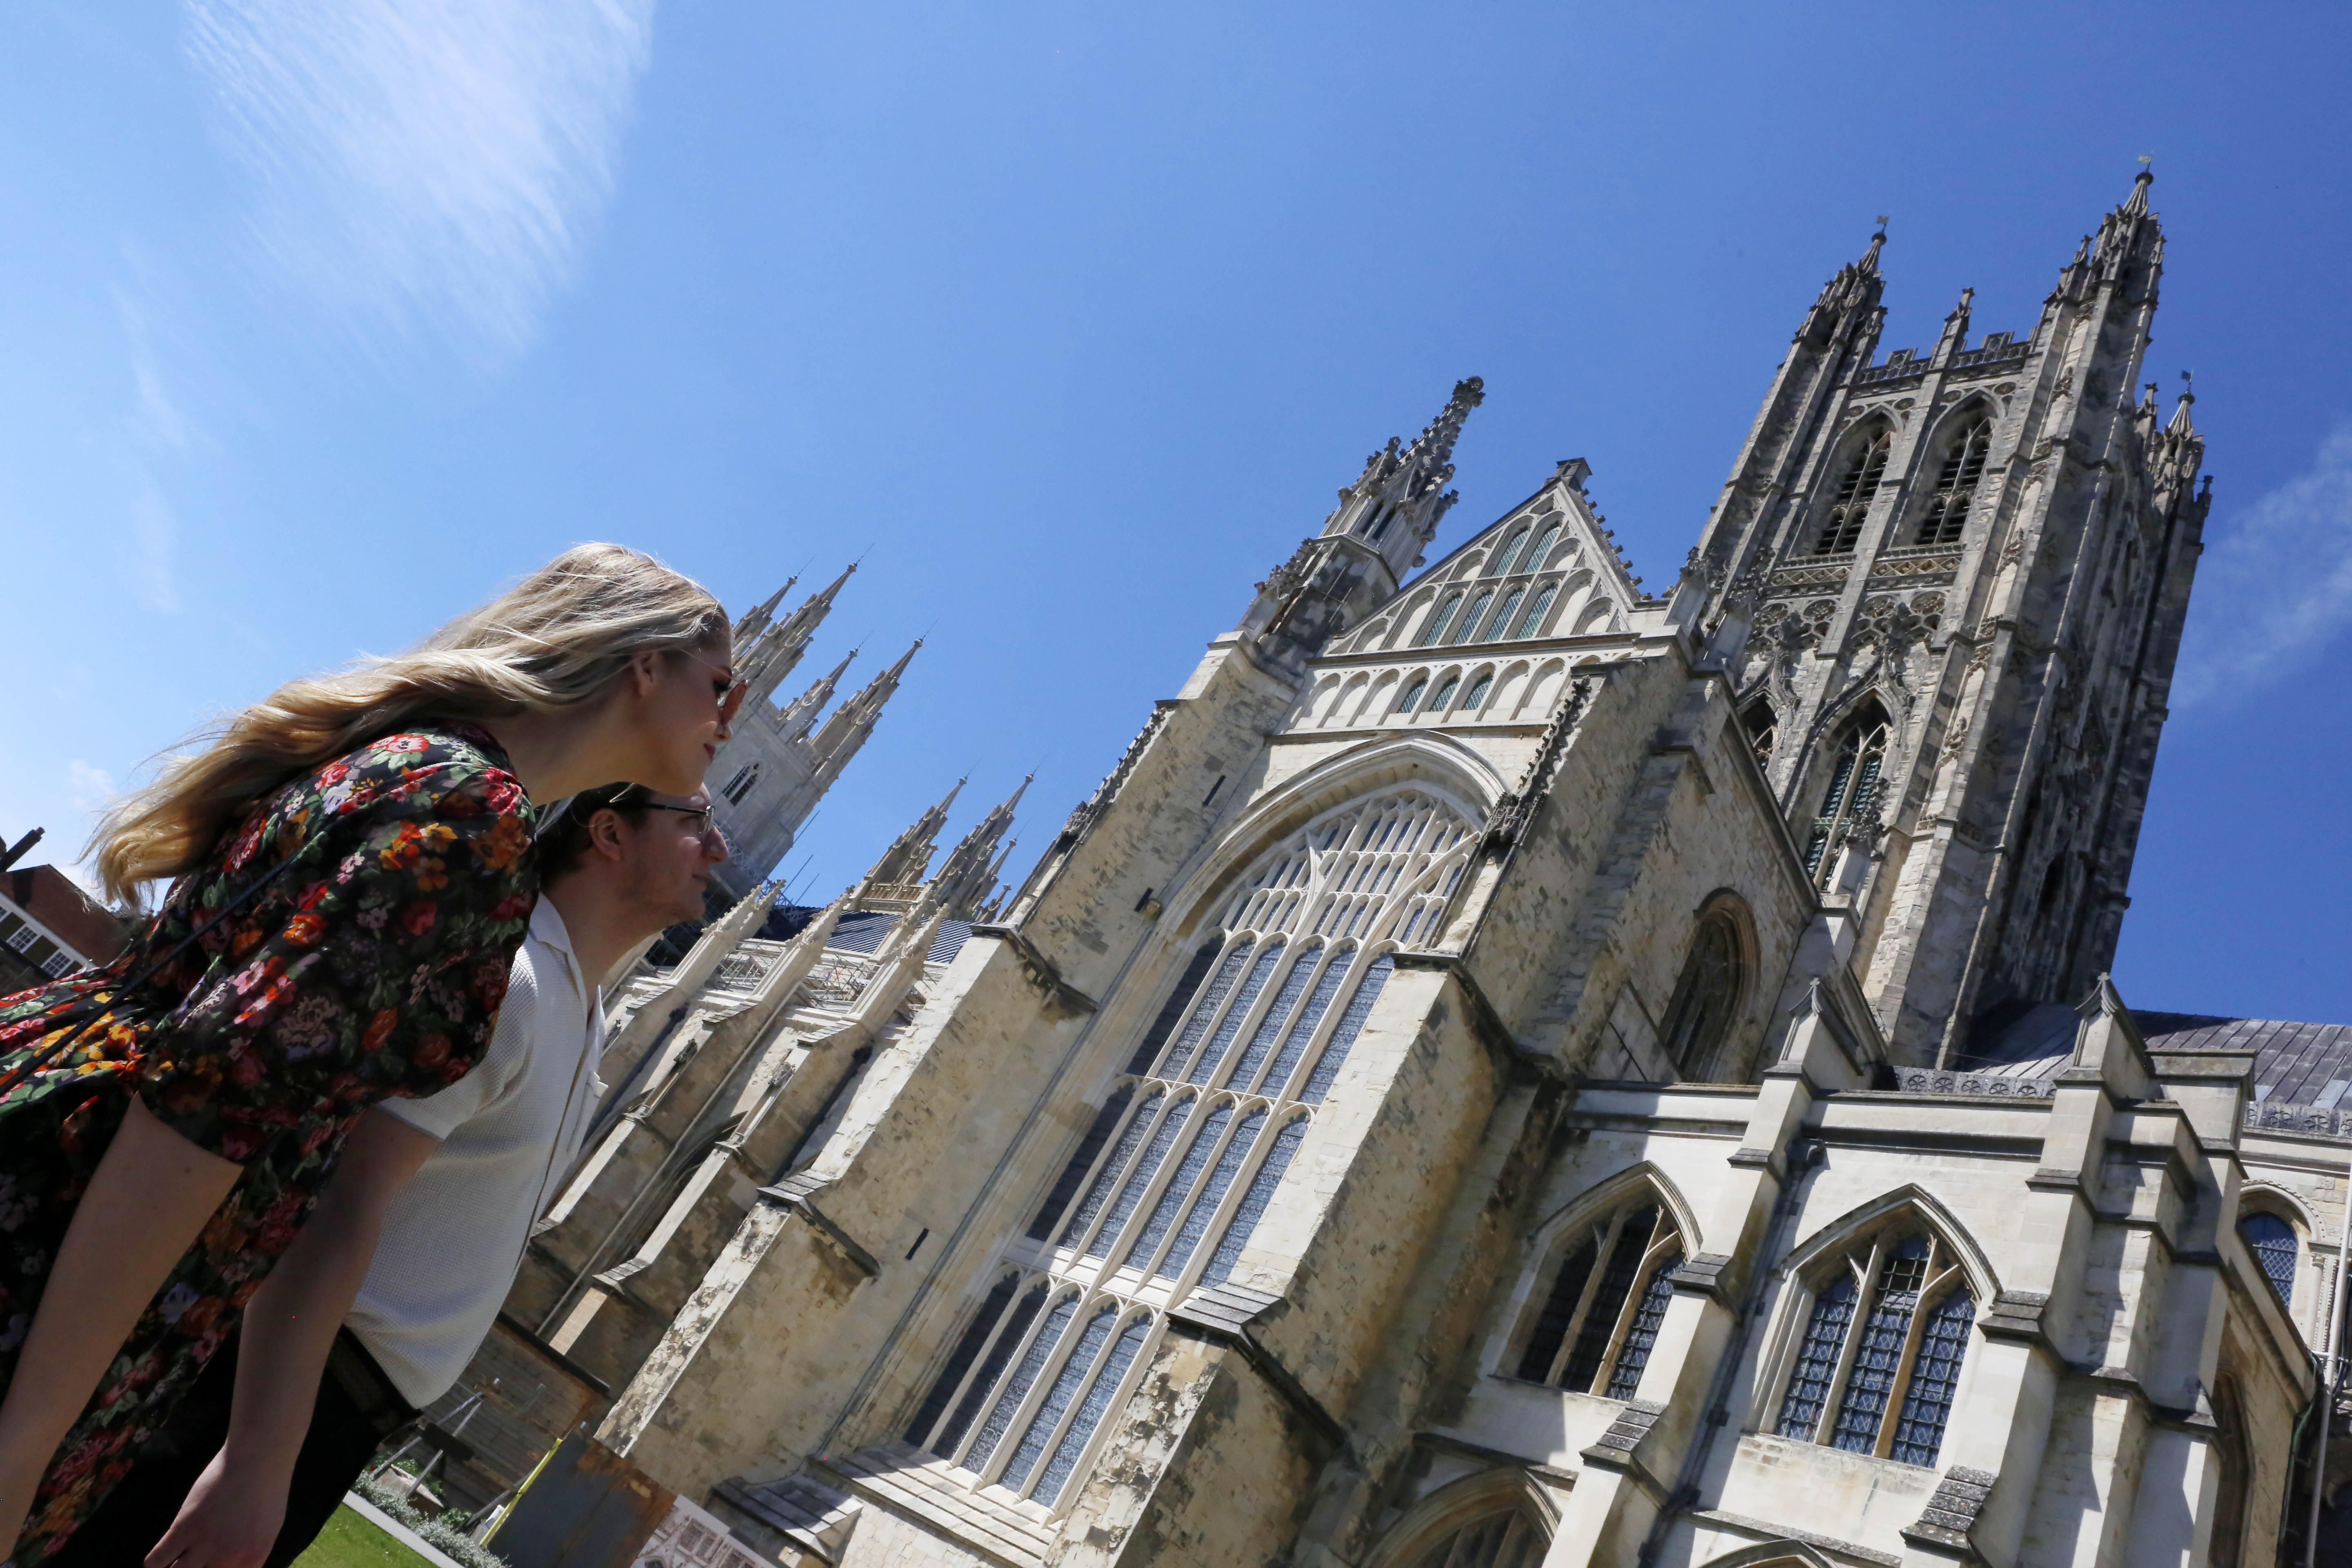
left=114, top=290, right=198, bottom=611
left=2175, top=423, right=2352, bottom=708
left=67, top=761, right=118, bottom=818
left=185, top=0, right=657, bottom=360
left=127, top=479, right=184, bottom=614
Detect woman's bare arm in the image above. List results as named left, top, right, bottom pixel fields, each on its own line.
left=0, top=1097, right=242, bottom=1552
left=146, top=1108, right=440, bottom=1568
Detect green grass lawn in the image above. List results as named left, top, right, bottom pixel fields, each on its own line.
left=289, top=1504, right=437, bottom=1568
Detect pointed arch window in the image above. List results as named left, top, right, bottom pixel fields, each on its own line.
left=1804, top=705, right=1890, bottom=882
left=721, top=762, right=761, bottom=805
left=1481, top=588, right=1526, bottom=643
left=1418, top=593, right=1466, bottom=647
left=1514, top=1201, right=1684, bottom=1400
left=1521, top=522, right=1564, bottom=574
left=1429, top=674, right=1462, bottom=713
left=1516, top=584, right=1558, bottom=639
left=1914, top=416, right=1991, bottom=546
left=1399, top=675, right=1430, bottom=714
left=1460, top=672, right=1495, bottom=713
left=2239, top=1212, right=2298, bottom=1307
left=1446, top=591, right=1494, bottom=646
left=1774, top=1231, right=1973, bottom=1467
left=1405, top=1505, right=1550, bottom=1568
left=1659, top=906, right=1747, bottom=1080
left=1815, top=428, right=1892, bottom=555
left=1487, top=528, right=1529, bottom=577
left=1362, top=501, right=1396, bottom=541
left=928, top=793, right=1472, bottom=1500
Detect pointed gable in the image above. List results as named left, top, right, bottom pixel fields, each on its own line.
left=1329, top=457, right=1647, bottom=657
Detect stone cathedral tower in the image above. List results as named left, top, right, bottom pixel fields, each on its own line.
left=705, top=564, right=924, bottom=902
left=468, top=176, right=2352, bottom=1568
left=1691, top=170, right=2211, bottom=1060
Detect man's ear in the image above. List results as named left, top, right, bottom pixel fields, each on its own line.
left=586, top=807, right=632, bottom=863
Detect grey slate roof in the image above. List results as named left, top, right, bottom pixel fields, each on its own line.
left=815, top=908, right=978, bottom=965
left=1899, top=1000, right=2352, bottom=1121
left=2135, top=1012, right=2352, bottom=1109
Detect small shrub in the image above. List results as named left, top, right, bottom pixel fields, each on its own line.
left=352, top=1477, right=511, bottom=1568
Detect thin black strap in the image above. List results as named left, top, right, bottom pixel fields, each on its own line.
left=0, top=847, right=313, bottom=1103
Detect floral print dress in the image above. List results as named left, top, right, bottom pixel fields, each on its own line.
left=0, top=725, right=538, bottom=1565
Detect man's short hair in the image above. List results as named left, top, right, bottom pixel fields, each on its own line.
left=536, top=782, right=656, bottom=882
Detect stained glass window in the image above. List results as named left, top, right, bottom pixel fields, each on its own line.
left=1201, top=1117, right=1308, bottom=1287
left=2241, top=1213, right=2298, bottom=1306
left=1085, top=1099, right=1196, bottom=1260
left=1777, top=1230, right=1971, bottom=1465
left=1001, top=1306, right=1117, bottom=1492
left=1891, top=1290, right=1973, bottom=1466
left=964, top=1292, right=1078, bottom=1473
left=1034, top=1315, right=1154, bottom=1503
left=1605, top=1251, right=1683, bottom=1399
left=1775, top=1271, right=1857, bottom=1440
left=1158, top=1109, right=1268, bottom=1279
left=1121, top=1103, right=1235, bottom=1269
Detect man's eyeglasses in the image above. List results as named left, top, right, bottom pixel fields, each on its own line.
left=640, top=802, right=724, bottom=844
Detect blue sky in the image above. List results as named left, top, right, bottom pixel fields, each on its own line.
left=3, top=2, right=2347, bottom=1025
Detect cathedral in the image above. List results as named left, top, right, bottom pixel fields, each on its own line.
left=456, top=173, right=2352, bottom=1568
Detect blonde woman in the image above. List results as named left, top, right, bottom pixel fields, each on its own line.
left=0, top=543, right=741, bottom=1564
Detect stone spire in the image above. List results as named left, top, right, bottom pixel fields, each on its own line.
left=808, top=640, right=920, bottom=776
left=775, top=649, right=859, bottom=744
left=741, top=564, right=858, bottom=705
left=853, top=778, right=964, bottom=909
left=1322, top=376, right=1486, bottom=576
left=731, top=576, right=797, bottom=650
left=1236, top=377, right=1486, bottom=674
left=927, top=776, right=1028, bottom=921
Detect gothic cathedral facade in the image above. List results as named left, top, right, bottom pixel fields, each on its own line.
left=471, top=174, right=2352, bottom=1568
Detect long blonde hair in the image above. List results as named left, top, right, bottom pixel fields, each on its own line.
left=94, top=543, right=727, bottom=904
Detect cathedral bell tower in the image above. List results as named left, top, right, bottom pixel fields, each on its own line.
left=1691, top=171, right=2210, bottom=1061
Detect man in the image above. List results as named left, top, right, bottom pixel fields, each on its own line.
left=51, top=782, right=728, bottom=1568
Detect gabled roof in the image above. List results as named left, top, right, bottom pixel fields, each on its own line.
left=1326, top=459, right=1649, bottom=656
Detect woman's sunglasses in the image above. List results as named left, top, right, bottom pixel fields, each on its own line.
left=684, top=651, right=748, bottom=728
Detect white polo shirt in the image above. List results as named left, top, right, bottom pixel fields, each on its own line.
left=347, top=899, right=606, bottom=1406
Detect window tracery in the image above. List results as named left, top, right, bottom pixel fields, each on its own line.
left=1487, top=529, right=1528, bottom=577
left=1481, top=587, right=1526, bottom=643
left=1515, top=1200, right=1684, bottom=1401
left=1419, top=593, right=1466, bottom=647
left=1448, top=590, right=1495, bottom=646
left=1915, top=416, right=1991, bottom=546
left=912, top=791, right=1474, bottom=1503
left=1773, top=1230, right=1972, bottom=1467
left=1804, top=705, right=1890, bottom=882
left=1815, top=427, right=1892, bottom=555
left=1517, top=584, right=1557, bottom=639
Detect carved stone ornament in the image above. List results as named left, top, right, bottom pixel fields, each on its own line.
left=1940, top=715, right=1972, bottom=761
